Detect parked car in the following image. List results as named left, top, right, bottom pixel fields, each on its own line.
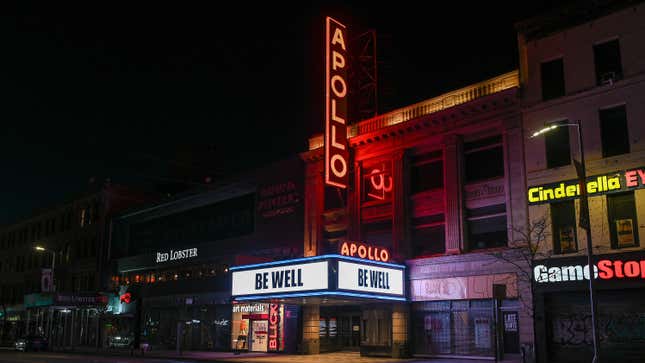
left=15, top=335, right=48, bottom=352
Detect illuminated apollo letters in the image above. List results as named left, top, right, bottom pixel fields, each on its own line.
left=340, top=241, right=390, bottom=262
left=325, top=16, right=349, bottom=188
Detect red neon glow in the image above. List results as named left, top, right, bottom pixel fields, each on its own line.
left=340, top=242, right=390, bottom=262
left=324, top=16, right=349, bottom=189
left=268, top=303, right=280, bottom=351
left=120, top=292, right=132, bottom=304
left=597, top=259, right=645, bottom=279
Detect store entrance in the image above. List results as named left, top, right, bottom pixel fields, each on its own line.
left=320, top=306, right=361, bottom=352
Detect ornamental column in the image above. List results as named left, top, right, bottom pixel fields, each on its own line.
left=301, top=305, right=320, bottom=354
left=443, top=134, right=465, bottom=253
left=392, top=150, right=409, bottom=259
left=503, top=116, right=528, bottom=245
left=391, top=303, right=410, bottom=357
left=304, top=158, right=325, bottom=257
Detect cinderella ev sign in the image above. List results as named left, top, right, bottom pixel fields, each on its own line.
left=231, top=255, right=406, bottom=302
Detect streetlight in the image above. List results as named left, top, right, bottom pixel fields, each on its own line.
left=531, top=119, right=600, bottom=363
left=34, top=245, right=56, bottom=292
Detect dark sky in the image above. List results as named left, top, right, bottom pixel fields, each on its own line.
left=1, top=1, right=559, bottom=225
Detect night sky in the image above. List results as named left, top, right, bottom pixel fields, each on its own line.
left=2, top=1, right=561, bottom=225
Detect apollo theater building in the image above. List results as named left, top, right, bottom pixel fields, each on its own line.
left=229, top=17, right=534, bottom=360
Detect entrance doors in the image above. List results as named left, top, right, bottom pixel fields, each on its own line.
left=250, top=320, right=268, bottom=352
left=320, top=306, right=361, bottom=352
left=337, top=316, right=360, bottom=349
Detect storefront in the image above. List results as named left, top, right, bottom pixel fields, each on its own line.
left=407, top=253, right=527, bottom=359
left=230, top=302, right=299, bottom=353
left=23, top=292, right=107, bottom=349
left=0, top=304, right=25, bottom=344
left=230, top=254, right=407, bottom=356
left=533, top=250, right=645, bottom=363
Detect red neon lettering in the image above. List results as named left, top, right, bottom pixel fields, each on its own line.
left=597, top=260, right=613, bottom=279
left=268, top=304, right=279, bottom=351
left=331, top=28, right=346, bottom=49
left=332, top=51, right=345, bottom=70
left=339, top=242, right=391, bottom=262
left=625, top=170, right=638, bottom=187
left=624, top=261, right=640, bottom=277
left=324, top=17, right=348, bottom=189
left=638, top=169, right=645, bottom=185
left=380, top=249, right=390, bottom=262
left=340, top=242, right=350, bottom=256
left=349, top=243, right=357, bottom=256
left=357, top=245, right=367, bottom=259
left=614, top=260, right=625, bottom=278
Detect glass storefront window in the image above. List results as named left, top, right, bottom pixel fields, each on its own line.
left=413, top=299, right=494, bottom=357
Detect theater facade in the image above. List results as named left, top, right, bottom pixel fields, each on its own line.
left=226, top=69, right=533, bottom=359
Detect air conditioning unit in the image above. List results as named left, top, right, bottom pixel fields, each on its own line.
left=600, top=71, right=616, bottom=85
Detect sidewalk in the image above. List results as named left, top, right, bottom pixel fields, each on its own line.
left=53, top=347, right=524, bottom=363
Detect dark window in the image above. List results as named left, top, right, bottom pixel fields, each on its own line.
left=594, top=39, right=622, bottom=85
left=541, top=58, right=565, bottom=100
left=464, top=136, right=504, bottom=183
left=411, top=156, right=443, bottom=194
left=608, top=192, right=639, bottom=248
left=466, top=204, right=507, bottom=250
left=545, top=124, right=571, bottom=168
left=551, top=201, right=578, bottom=254
left=324, top=186, right=346, bottom=210
left=412, top=225, right=445, bottom=257
left=362, top=161, right=393, bottom=202
left=600, top=105, right=630, bottom=157
left=363, top=220, right=392, bottom=249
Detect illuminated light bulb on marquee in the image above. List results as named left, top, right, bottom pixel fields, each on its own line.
left=340, top=242, right=390, bottom=262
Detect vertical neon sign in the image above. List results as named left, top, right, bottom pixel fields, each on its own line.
left=325, top=16, right=349, bottom=189
left=268, top=303, right=280, bottom=351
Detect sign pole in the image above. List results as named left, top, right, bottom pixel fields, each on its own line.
left=573, top=120, right=600, bottom=363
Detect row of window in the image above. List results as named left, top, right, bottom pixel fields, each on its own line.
left=551, top=191, right=639, bottom=254
left=0, top=203, right=98, bottom=250
left=353, top=135, right=505, bottom=206
left=0, top=284, right=24, bottom=305
left=541, top=38, right=622, bottom=101
left=0, top=238, right=97, bottom=273
left=112, top=263, right=230, bottom=288
left=545, top=105, right=630, bottom=169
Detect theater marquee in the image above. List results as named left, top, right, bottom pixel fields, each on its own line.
left=324, top=16, right=349, bottom=189
left=231, top=255, right=406, bottom=301
left=527, top=166, right=645, bottom=205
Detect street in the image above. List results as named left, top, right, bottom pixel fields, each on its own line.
left=0, top=351, right=517, bottom=363
left=0, top=351, right=193, bottom=363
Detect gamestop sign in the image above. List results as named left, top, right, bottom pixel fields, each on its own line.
left=324, top=16, right=349, bottom=189
left=534, top=256, right=645, bottom=284
left=231, top=261, right=328, bottom=296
